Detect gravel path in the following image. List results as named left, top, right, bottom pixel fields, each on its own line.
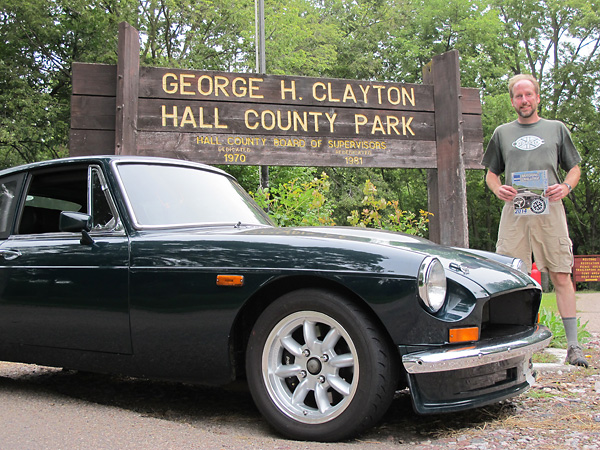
left=0, top=332, right=598, bottom=450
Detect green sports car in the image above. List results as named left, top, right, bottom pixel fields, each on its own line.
left=0, top=156, right=551, bottom=441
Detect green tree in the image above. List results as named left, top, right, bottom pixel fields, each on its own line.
left=256, top=0, right=341, bottom=76
left=137, top=0, right=255, bottom=71
left=2, top=0, right=599, bottom=256
left=0, top=0, right=137, bottom=166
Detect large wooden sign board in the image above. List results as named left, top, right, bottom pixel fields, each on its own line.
left=70, top=22, right=483, bottom=247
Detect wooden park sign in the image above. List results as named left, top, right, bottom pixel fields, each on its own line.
left=70, top=22, right=483, bottom=247
left=572, top=255, right=600, bottom=290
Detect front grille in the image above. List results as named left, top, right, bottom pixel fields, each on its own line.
left=480, top=288, right=541, bottom=339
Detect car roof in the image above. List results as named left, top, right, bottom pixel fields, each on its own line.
left=0, top=155, right=231, bottom=178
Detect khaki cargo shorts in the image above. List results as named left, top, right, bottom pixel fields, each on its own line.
left=496, top=201, right=573, bottom=274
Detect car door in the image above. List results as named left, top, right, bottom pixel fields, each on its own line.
left=0, top=163, right=131, bottom=354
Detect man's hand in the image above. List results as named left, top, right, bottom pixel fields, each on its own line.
left=486, top=171, right=518, bottom=202
left=496, top=184, right=518, bottom=201
left=545, top=183, right=570, bottom=201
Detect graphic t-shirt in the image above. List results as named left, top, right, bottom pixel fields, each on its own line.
left=481, top=118, right=581, bottom=186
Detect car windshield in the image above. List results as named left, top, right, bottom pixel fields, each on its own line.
left=116, top=163, right=273, bottom=228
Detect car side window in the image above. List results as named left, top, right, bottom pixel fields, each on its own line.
left=18, top=168, right=87, bottom=235
left=89, top=166, right=120, bottom=231
left=0, top=175, right=24, bottom=239
left=16, top=165, right=120, bottom=235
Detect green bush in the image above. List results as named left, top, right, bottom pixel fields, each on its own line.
left=347, top=179, right=432, bottom=237
left=252, top=177, right=432, bottom=237
left=251, top=173, right=335, bottom=227
left=539, top=307, right=591, bottom=349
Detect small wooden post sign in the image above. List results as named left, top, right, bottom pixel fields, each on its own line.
left=573, top=255, right=600, bottom=290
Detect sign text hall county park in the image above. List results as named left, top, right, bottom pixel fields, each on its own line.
left=70, top=22, right=481, bottom=247
left=71, top=66, right=483, bottom=169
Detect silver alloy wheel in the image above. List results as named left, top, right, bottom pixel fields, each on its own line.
left=261, top=310, right=359, bottom=424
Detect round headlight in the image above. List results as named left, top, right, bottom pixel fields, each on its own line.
left=418, top=256, right=447, bottom=313
left=510, top=258, right=527, bottom=274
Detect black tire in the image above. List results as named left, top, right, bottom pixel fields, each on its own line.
left=531, top=198, right=546, bottom=214
left=246, top=289, right=398, bottom=441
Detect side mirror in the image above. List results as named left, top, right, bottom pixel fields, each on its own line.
left=59, top=211, right=91, bottom=232
left=59, top=211, right=94, bottom=245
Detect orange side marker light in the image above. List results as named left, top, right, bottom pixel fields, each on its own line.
left=449, top=327, right=479, bottom=343
left=216, top=275, right=245, bottom=287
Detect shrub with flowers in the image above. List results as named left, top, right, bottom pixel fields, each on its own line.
left=347, top=179, right=432, bottom=237
left=252, top=176, right=431, bottom=238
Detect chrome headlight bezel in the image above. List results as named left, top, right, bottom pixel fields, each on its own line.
left=418, top=256, right=447, bottom=313
left=510, top=257, right=527, bottom=274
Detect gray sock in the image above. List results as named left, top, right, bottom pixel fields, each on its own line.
left=562, top=317, right=579, bottom=347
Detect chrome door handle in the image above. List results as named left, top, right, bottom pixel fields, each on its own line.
left=0, top=249, right=22, bottom=260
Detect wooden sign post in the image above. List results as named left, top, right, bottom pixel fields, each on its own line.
left=422, top=52, right=469, bottom=245
left=70, top=22, right=483, bottom=248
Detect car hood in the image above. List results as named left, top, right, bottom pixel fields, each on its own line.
left=283, top=226, right=536, bottom=296
left=135, top=225, right=537, bottom=297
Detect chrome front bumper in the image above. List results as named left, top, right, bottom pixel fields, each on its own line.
left=402, top=325, right=552, bottom=374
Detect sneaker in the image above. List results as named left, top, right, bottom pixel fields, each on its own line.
left=566, top=345, right=589, bottom=368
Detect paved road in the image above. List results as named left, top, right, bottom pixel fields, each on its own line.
left=0, top=359, right=547, bottom=450
left=0, top=364, right=280, bottom=450
left=577, top=292, right=600, bottom=333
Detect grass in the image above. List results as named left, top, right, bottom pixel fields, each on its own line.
left=531, top=352, right=558, bottom=364
left=540, top=292, right=558, bottom=314
left=526, top=389, right=557, bottom=399
left=539, top=292, right=592, bottom=348
left=542, top=290, right=599, bottom=312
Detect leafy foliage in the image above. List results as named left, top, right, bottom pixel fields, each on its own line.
left=251, top=173, right=335, bottom=227
left=539, top=308, right=591, bottom=349
left=317, top=166, right=429, bottom=232
left=2, top=0, right=600, bottom=257
left=252, top=175, right=432, bottom=237
left=347, top=180, right=432, bottom=237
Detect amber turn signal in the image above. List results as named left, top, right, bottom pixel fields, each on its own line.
left=216, top=275, right=245, bottom=287
left=449, top=327, right=479, bottom=343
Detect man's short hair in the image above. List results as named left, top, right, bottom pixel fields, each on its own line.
left=508, top=74, right=540, bottom=98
